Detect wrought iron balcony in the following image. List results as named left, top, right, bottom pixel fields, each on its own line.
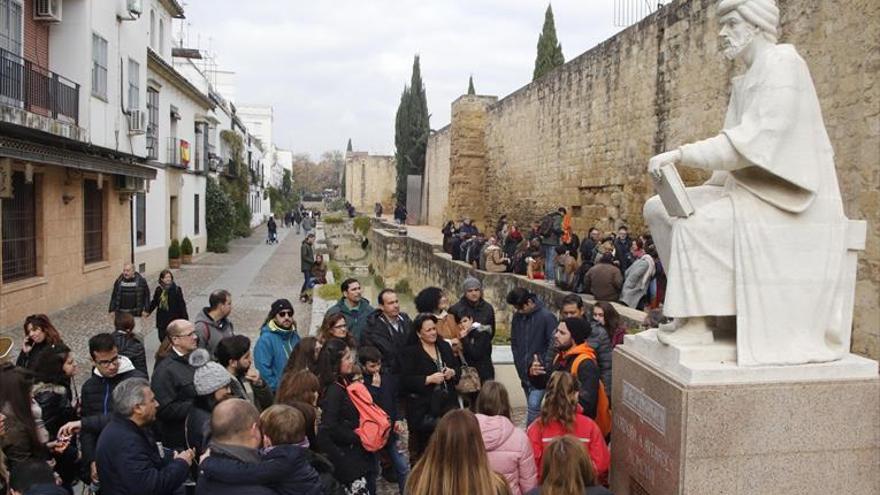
left=0, top=48, right=79, bottom=124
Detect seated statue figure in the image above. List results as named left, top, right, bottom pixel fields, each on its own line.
left=643, top=0, right=853, bottom=366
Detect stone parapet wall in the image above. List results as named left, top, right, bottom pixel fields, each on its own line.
left=368, top=218, right=646, bottom=337
left=423, top=0, right=879, bottom=359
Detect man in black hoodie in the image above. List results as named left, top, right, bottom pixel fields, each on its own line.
left=108, top=263, right=150, bottom=333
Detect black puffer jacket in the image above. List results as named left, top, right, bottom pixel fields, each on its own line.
left=151, top=352, right=197, bottom=449
left=32, top=382, right=77, bottom=438
left=16, top=341, right=58, bottom=371
left=113, top=331, right=148, bottom=377
left=450, top=297, right=497, bottom=335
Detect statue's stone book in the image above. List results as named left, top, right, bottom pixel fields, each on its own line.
left=653, top=164, right=694, bottom=218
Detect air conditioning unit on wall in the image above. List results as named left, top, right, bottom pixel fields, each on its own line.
left=115, top=175, right=146, bottom=193
left=34, top=0, right=62, bottom=22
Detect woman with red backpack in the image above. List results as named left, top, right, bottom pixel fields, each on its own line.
left=315, top=338, right=376, bottom=494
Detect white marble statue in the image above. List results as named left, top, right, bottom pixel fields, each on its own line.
left=643, top=0, right=852, bottom=366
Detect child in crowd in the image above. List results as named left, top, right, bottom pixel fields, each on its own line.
left=197, top=404, right=322, bottom=495
left=359, top=346, right=409, bottom=495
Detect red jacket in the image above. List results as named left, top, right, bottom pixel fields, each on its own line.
left=526, top=411, right=610, bottom=484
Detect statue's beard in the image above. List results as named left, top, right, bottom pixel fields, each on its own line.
left=721, top=28, right=757, bottom=60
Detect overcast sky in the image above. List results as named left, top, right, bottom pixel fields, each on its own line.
left=180, top=1, right=631, bottom=159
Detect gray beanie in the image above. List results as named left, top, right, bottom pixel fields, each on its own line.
left=189, top=348, right=233, bottom=396
left=463, top=276, right=482, bottom=292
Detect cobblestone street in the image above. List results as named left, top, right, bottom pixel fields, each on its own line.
left=1, top=223, right=313, bottom=385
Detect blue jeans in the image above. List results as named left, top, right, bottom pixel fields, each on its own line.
left=380, top=432, right=409, bottom=494
left=523, top=385, right=545, bottom=427
left=300, top=271, right=312, bottom=295
left=544, top=245, right=557, bottom=281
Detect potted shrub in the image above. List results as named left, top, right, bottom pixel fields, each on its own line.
left=168, top=239, right=181, bottom=268
left=180, top=237, right=194, bottom=264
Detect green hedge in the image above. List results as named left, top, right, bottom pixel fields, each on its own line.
left=206, top=177, right=235, bottom=252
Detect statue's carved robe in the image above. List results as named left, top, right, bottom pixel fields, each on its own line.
left=644, top=44, right=849, bottom=365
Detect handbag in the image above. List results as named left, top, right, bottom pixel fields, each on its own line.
left=455, top=353, right=481, bottom=394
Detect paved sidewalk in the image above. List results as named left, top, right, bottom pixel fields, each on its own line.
left=1, top=223, right=310, bottom=384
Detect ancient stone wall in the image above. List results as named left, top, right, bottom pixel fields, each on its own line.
left=446, top=95, right=498, bottom=229
left=343, top=152, right=396, bottom=214
left=424, top=0, right=880, bottom=359
left=421, top=125, right=451, bottom=227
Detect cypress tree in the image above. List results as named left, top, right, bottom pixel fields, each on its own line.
left=468, top=75, right=475, bottom=95
left=346, top=138, right=353, bottom=153
left=393, top=55, right=430, bottom=204
left=533, top=4, right=565, bottom=81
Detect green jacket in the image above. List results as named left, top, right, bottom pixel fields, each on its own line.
left=327, top=297, right=374, bottom=340
left=301, top=240, right=315, bottom=272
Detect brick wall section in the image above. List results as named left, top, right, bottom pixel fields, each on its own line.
left=425, top=0, right=880, bottom=359
left=23, top=0, right=50, bottom=67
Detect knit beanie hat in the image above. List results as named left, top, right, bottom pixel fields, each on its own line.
left=563, top=317, right=592, bottom=345
left=189, top=349, right=233, bottom=396
left=269, top=299, right=294, bottom=320
left=463, top=276, right=482, bottom=293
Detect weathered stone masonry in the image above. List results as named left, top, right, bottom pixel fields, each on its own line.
left=423, top=0, right=880, bottom=359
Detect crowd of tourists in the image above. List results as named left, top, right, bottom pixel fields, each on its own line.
left=442, top=211, right=664, bottom=312
left=0, top=251, right=627, bottom=494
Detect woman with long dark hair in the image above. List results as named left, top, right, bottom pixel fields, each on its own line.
left=147, top=269, right=189, bottom=343
left=16, top=314, right=64, bottom=370
left=406, top=409, right=510, bottom=495
left=31, top=344, right=80, bottom=487
left=315, top=338, right=374, bottom=494
left=593, top=302, right=626, bottom=348
left=284, top=336, right=322, bottom=374
left=401, top=313, right=461, bottom=464
left=526, top=372, right=610, bottom=485
left=0, top=364, right=51, bottom=470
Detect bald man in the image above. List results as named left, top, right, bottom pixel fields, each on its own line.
left=108, top=262, right=151, bottom=333
left=195, top=399, right=277, bottom=495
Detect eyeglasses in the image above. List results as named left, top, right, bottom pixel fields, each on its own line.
left=173, top=332, right=196, bottom=339
left=278, top=311, right=294, bottom=317
left=95, top=355, right=120, bottom=366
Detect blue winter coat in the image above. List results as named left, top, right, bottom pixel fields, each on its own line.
left=510, top=297, right=558, bottom=388
left=197, top=444, right=321, bottom=495
left=95, top=414, right=189, bottom=495
left=253, top=323, right=301, bottom=392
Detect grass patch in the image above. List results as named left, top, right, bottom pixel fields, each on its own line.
left=317, top=283, right=342, bottom=300
left=353, top=216, right=371, bottom=236
left=328, top=261, right=344, bottom=283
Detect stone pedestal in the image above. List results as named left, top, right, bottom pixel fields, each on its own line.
left=611, top=330, right=880, bottom=495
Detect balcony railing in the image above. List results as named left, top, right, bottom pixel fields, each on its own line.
left=166, top=137, right=191, bottom=168
left=0, top=48, right=79, bottom=124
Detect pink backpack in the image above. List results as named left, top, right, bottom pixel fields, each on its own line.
left=344, top=381, right=391, bottom=452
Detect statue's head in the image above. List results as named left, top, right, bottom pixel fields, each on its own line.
left=717, top=0, right=779, bottom=60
